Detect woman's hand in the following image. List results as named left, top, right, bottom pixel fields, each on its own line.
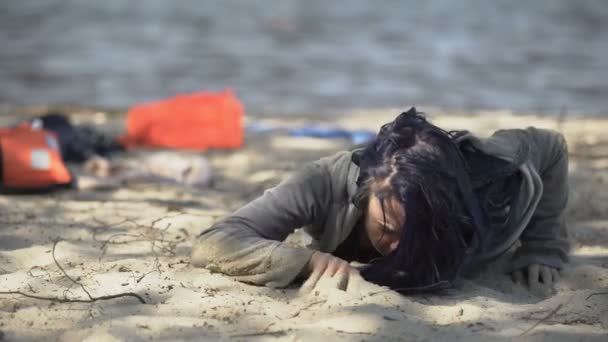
left=299, top=251, right=363, bottom=293
left=511, top=263, right=560, bottom=296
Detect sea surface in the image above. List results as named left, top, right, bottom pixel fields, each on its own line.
left=1, top=0, right=607, bottom=115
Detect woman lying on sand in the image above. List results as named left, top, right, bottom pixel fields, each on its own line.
left=192, top=108, right=569, bottom=295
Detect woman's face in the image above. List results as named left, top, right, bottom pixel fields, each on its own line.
left=364, top=194, right=405, bottom=256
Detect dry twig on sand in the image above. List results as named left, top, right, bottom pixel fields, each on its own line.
left=518, top=303, right=563, bottom=337
left=93, top=216, right=181, bottom=260
left=230, top=330, right=288, bottom=338
left=288, top=300, right=326, bottom=318
left=586, top=292, right=608, bottom=300
left=92, top=216, right=184, bottom=283
left=0, top=239, right=146, bottom=304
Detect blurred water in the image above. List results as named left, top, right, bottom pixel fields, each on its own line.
left=1, top=0, right=607, bottom=115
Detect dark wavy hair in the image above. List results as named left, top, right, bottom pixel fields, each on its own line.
left=357, top=108, right=486, bottom=293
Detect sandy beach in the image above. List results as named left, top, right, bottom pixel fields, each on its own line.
left=1, top=106, right=607, bottom=341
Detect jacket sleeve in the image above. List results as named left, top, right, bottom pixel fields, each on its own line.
left=191, top=161, right=332, bottom=288
left=510, top=127, right=570, bottom=271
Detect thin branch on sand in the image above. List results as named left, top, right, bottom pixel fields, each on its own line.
left=0, top=290, right=145, bottom=304
left=230, top=330, right=288, bottom=338
left=289, top=300, right=326, bottom=318
left=518, top=303, right=563, bottom=337
left=0, top=239, right=145, bottom=304
left=93, top=216, right=180, bottom=261
left=586, top=292, right=608, bottom=300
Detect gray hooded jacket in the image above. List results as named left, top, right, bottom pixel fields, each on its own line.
left=192, top=127, right=569, bottom=288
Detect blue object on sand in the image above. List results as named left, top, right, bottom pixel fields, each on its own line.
left=245, top=122, right=282, bottom=134
left=246, top=122, right=376, bottom=145
left=349, top=130, right=376, bottom=145
left=288, top=126, right=375, bottom=145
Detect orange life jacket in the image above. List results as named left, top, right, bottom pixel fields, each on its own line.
left=119, top=90, right=244, bottom=151
left=0, top=124, right=72, bottom=191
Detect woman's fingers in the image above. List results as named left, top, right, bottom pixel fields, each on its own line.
left=528, top=264, right=557, bottom=297
left=551, top=268, right=560, bottom=283
left=527, top=264, right=540, bottom=287
left=320, top=267, right=354, bottom=291
left=299, top=252, right=329, bottom=293
left=345, top=269, right=365, bottom=294
left=299, top=251, right=371, bottom=295
left=322, top=257, right=346, bottom=278
left=300, top=267, right=323, bottom=294
left=301, top=254, right=356, bottom=293
left=334, top=268, right=350, bottom=290
left=527, top=264, right=545, bottom=297
left=540, top=265, right=553, bottom=285
left=301, top=252, right=350, bottom=293
left=512, top=270, right=525, bottom=284
left=316, top=260, right=350, bottom=289
left=512, top=264, right=561, bottom=297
